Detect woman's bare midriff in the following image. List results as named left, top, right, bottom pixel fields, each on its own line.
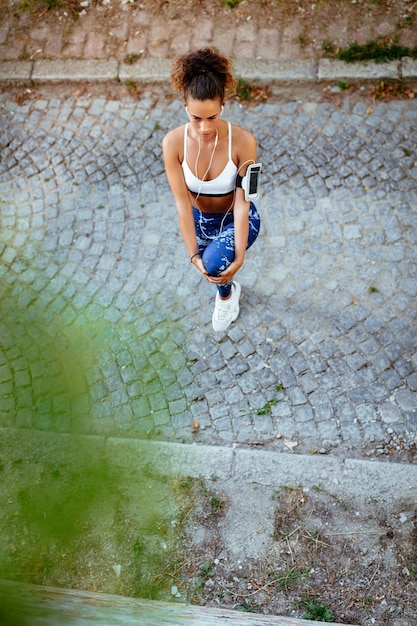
left=189, top=191, right=235, bottom=214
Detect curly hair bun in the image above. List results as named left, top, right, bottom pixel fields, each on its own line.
left=171, top=48, right=235, bottom=102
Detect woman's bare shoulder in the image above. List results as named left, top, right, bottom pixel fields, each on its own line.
left=163, top=124, right=185, bottom=149
left=230, top=123, right=257, bottom=155
left=231, top=123, right=256, bottom=143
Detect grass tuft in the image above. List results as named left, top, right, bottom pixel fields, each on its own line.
left=323, top=37, right=417, bottom=63
left=299, top=597, right=334, bottom=621
left=339, top=39, right=411, bottom=63
left=222, top=0, right=243, bottom=7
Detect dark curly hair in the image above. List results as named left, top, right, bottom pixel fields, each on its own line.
left=171, top=48, right=236, bottom=102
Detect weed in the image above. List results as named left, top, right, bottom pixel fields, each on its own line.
left=282, top=484, right=299, bottom=492
left=337, top=81, right=350, bottom=90
left=298, top=35, right=307, bottom=48
left=210, top=494, right=224, bottom=515
left=270, top=567, right=307, bottom=590
left=249, top=386, right=282, bottom=416
left=124, top=80, right=137, bottom=90
left=337, top=39, right=412, bottom=63
left=135, top=579, right=164, bottom=599
left=21, top=0, right=61, bottom=8
left=322, top=40, right=337, bottom=55
left=234, top=77, right=251, bottom=100
left=20, top=0, right=82, bottom=17
left=360, top=595, right=385, bottom=606
left=222, top=0, right=242, bottom=7
left=253, top=398, right=277, bottom=415
left=132, top=537, right=145, bottom=557
left=309, top=528, right=319, bottom=540
left=179, top=476, right=194, bottom=490
left=369, top=285, right=379, bottom=293
left=236, top=599, right=261, bottom=613
left=229, top=77, right=268, bottom=103
left=300, top=597, right=334, bottom=621
left=124, top=53, right=140, bottom=65
left=313, top=485, right=349, bottom=511
left=196, top=560, right=214, bottom=588
left=322, top=36, right=417, bottom=63
left=39, top=0, right=60, bottom=8
left=123, top=79, right=142, bottom=100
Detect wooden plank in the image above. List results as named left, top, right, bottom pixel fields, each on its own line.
left=0, top=581, right=358, bottom=625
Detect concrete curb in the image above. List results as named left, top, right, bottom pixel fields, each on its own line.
left=402, top=56, right=417, bottom=78
left=3, top=428, right=417, bottom=501
left=1, top=57, right=417, bottom=85
left=106, top=438, right=417, bottom=500
left=317, top=58, right=399, bottom=81
left=32, top=59, right=119, bottom=82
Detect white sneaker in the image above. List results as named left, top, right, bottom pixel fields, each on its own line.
left=212, top=282, right=241, bottom=332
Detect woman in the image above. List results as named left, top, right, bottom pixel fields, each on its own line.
left=162, top=48, right=261, bottom=332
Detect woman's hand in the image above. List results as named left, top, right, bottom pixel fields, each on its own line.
left=192, top=255, right=242, bottom=285
left=207, top=259, right=243, bottom=285
left=192, top=256, right=209, bottom=278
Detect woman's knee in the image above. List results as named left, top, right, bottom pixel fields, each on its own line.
left=203, top=245, right=234, bottom=276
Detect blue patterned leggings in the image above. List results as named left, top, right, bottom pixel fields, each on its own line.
left=193, top=202, right=261, bottom=298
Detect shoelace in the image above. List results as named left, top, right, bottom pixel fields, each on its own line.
left=215, top=297, right=234, bottom=320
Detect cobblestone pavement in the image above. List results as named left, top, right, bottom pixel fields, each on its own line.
left=1, top=88, right=416, bottom=462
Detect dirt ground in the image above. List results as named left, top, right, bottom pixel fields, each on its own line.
left=122, top=0, right=417, bottom=39
left=0, top=434, right=416, bottom=626
left=2, top=0, right=417, bottom=63
left=145, top=0, right=417, bottom=56
left=188, top=479, right=417, bottom=625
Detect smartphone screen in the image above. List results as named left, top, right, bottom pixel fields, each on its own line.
left=249, top=166, right=261, bottom=195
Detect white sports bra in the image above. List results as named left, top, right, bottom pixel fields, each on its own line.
left=181, top=122, right=238, bottom=197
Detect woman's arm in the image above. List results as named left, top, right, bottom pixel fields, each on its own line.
left=211, top=128, right=257, bottom=285
left=162, top=129, right=208, bottom=275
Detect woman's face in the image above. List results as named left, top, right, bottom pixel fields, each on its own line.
left=185, top=97, right=224, bottom=139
